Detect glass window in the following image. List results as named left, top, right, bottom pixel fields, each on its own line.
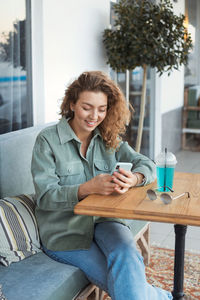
left=184, top=0, right=200, bottom=87
left=109, top=1, right=155, bottom=158
left=0, top=0, right=32, bottom=134
left=182, top=0, right=200, bottom=150
left=112, top=68, right=154, bottom=158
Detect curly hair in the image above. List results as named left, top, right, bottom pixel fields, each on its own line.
left=60, top=71, right=132, bottom=149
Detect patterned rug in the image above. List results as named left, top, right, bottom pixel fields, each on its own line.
left=146, top=246, right=200, bottom=300
left=102, top=246, right=200, bottom=300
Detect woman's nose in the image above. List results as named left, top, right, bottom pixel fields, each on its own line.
left=90, top=109, right=98, bottom=119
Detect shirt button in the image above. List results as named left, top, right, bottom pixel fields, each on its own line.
left=67, top=168, right=71, bottom=173
left=104, top=165, right=108, bottom=170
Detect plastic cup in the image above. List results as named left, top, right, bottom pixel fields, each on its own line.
left=155, top=150, right=177, bottom=192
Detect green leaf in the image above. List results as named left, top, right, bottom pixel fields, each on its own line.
left=103, top=0, right=193, bottom=73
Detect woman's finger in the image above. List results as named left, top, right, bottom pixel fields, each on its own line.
left=117, top=168, right=132, bottom=177
left=114, top=186, right=129, bottom=194
left=112, top=177, right=129, bottom=188
left=113, top=172, right=127, bottom=183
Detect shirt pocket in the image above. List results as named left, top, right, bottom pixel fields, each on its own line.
left=94, top=159, right=115, bottom=175
left=56, top=162, right=85, bottom=185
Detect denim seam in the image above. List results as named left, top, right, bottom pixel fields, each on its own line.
left=94, top=236, right=117, bottom=300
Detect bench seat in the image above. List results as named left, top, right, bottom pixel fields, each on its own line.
left=0, top=220, right=150, bottom=300
left=0, top=252, right=88, bottom=300
left=0, top=125, right=150, bottom=300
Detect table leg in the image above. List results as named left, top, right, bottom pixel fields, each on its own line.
left=172, top=224, right=187, bottom=300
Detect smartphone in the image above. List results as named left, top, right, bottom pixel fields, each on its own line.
left=113, top=162, right=133, bottom=173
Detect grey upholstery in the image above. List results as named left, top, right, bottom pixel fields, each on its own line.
left=0, top=124, right=54, bottom=198
left=0, top=252, right=88, bottom=300
left=0, top=123, right=149, bottom=300
left=0, top=124, right=90, bottom=300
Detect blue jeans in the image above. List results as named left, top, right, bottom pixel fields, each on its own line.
left=43, top=222, right=172, bottom=300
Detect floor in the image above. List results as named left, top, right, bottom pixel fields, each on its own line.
left=150, top=150, right=200, bottom=252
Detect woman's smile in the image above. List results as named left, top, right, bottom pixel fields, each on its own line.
left=70, top=91, right=108, bottom=140
left=85, top=120, right=97, bottom=126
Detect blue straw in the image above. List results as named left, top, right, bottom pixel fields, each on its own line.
left=164, top=148, right=167, bottom=191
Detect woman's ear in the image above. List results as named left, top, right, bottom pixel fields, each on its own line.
left=70, top=103, right=75, bottom=112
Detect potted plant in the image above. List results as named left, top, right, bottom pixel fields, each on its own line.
left=103, top=0, right=193, bottom=152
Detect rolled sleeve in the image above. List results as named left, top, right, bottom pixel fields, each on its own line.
left=116, top=141, right=156, bottom=185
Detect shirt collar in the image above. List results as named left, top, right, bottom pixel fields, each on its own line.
left=57, top=116, right=102, bottom=144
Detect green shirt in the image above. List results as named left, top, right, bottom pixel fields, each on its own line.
left=31, top=117, right=156, bottom=251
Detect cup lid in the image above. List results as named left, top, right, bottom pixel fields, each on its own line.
left=155, top=151, right=177, bottom=166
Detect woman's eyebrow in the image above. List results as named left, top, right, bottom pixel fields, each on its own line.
left=82, top=102, right=107, bottom=107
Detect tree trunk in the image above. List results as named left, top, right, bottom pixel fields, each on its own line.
left=135, top=64, right=147, bottom=153
left=125, top=69, right=130, bottom=106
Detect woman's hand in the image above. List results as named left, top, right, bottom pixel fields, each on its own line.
left=78, top=174, right=119, bottom=199
left=112, top=169, right=144, bottom=194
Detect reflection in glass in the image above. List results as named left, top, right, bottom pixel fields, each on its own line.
left=0, top=0, right=32, bottom=134
left=183, top=0, right=200, bottom=149
left=184, top=0, right=200, bottom=87
left=111, top=67, right=152, bottom=157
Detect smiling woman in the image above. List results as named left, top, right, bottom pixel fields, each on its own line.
left=69, top=91, right=107, bottom=139
left=31, top=71, right=172, bottom=300
left=60, top=71, right=131, bottom=150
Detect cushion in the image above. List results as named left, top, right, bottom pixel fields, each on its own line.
left=0, top=252, right=89, bottom=300
left=0, top=194, right=41, bottom=266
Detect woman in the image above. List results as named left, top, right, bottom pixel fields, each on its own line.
left=31, top=71, right=172, bottom=300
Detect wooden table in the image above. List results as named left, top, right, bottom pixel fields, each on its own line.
left=74, top=172, right=200, bottom=300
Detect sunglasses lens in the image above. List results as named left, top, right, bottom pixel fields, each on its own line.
left=147, top=189, right=157, bottom=200
left=160, top=193, right=172, bottom=204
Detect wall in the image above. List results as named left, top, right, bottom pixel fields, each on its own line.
left=42, top=0, right=110, bottom=122
left=161, top=107, right=182, bottom=153
left=32, top=0, right=186, bottom=157
left=160, top=66, right=184, bottom=114
left=154, top=0, right=185, bottom=157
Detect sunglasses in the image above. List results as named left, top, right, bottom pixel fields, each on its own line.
left=146, top=186, right=190, bottom=205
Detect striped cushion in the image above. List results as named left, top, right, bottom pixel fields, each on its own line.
left=0, top=194, right=41, bottom=266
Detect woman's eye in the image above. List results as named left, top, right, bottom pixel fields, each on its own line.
left=82, top=107, right=106, bottom=113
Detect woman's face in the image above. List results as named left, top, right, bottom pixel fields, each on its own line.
left=70, top=91, right=108, bottom=138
